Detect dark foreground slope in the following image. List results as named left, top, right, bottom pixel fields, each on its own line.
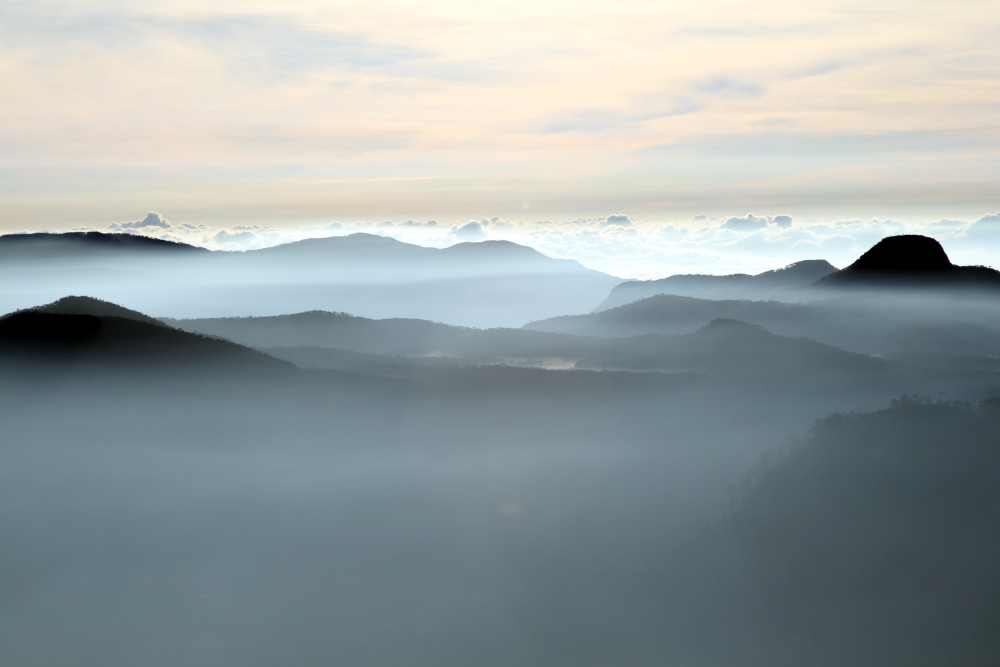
left=0, top=297, right=293, bottom=375
left=610, top=398, right=1000, bottom=666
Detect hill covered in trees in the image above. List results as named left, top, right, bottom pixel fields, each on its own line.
left=610, top=397, right=1000, bottom=666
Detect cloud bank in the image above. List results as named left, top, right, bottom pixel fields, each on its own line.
left=54, top=210, right=1000, bottom=280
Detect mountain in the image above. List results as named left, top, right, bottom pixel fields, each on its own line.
left=167, top=308, right=884, bottom=385
left=167, top=310, right=658, bottom=370
left=0, top=232, right=619, bottom=327
left=574, top=319, right=884, bottom=379
left=528, top=294, right=809, bottom=338
left=816, top=235, right=1000, bottom=289
left=0, top=231, right=207, bottom=259
left=0, top=297, right=293, bottom=375
left=165, top=311, right=481, bottom=356
left=617, top=398, right=1000, bottom=666
left=596, top=259, right=837, bottom=310
left=28, top=295, right=164, bottom=325
left=526, top=292, right=1000, bottom=361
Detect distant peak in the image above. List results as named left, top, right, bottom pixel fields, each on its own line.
left=848, top=235, right=953, bottom=272
left=21, top=296, right=162, bottom=325
left=0, top=231, right=202, bottom=251
left=263, top=233, right=410, bottom=251
left=771, top=259, right=838, bottom=273
left=815, top=234, right=1000, bottom=290
left=442, top=239, right=546, bottom=257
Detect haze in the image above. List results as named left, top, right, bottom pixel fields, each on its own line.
left=2, top=1, right=1000, bottom=665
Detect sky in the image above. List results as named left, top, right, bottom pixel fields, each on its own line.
left=2, top=0, right=999, bottom=277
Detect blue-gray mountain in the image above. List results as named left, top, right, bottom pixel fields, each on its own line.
left=596, top=259, right=838, bottom=310
left=0, top=232, right=619, bottom=328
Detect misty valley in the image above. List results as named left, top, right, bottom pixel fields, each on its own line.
left=2, top=231, right=1000, bottom=666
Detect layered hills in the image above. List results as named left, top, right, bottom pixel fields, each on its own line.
left=4, top=232, right=1000, bottom=666
left=596, top=259, right=837, bottom=310
left=0, top=232, right=619, bottom=327
left=166, top=308, right=884, bottom=382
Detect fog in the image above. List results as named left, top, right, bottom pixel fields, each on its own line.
left=0, top=233, right=618, bottom=328
left=2, top=232, right=1000, bottom=665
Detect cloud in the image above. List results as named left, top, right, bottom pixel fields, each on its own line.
left=693, top=75, right=762, bottom=98
left=721, top=214, right=769, bottom=231
left=213, top=229, right=257, bottom=245
left=963, top=212, right=1000, bottom=240
left=47, top=210, right=1000, bottom=281
left=450, top=220, right=488, bottom=241
left=603, top=214, right=633, bottom=227
left=108, top=212, right=172, bottom=232
left=720, top=213, right=793, bottom=231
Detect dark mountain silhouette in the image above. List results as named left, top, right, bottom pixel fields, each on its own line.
left=0, top=298, right=293, bottom=374
left=817, top=234, right=1000, bottom=289
left=618, top=398, right=1000, bottom=666
left=596, top=259, right=837, bottom=310
left=27, top=295, right=164, bottom=325
left=0, top=231, right=207, bottom=259
left=0, top=231, right=619, bottom=327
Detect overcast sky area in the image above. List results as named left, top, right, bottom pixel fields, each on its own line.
left=2, top=0, right=999, bottom=277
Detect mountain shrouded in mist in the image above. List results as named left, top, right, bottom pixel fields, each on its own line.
left=0, top=232, right=619, bottom=327
left=596, top=259, right=839, bottom=310
left=613, top=398, right=1000, bottom=666
left=3, top=233, right=1000, bottom=666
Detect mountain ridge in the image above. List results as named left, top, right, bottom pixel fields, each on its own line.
left=596, top=259, right=838, bottom=310
left=817, top=235, right=1000, bottom=289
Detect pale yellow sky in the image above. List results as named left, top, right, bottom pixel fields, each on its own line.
left=2, top=0, right=999, bottom=232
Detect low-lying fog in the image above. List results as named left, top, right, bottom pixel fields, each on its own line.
left=2, top=232, right=1000, bottom=666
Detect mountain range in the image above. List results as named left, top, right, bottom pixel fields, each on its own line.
left=596, top=259, right=838, bottom=310
left=4, top=233, right=1000, bottom=666
left=0, top=231, right=619, bottom=327
left=597, top=235, right=1000, bottom=310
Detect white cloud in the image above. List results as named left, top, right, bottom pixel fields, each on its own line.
left=450, top=220, right=488, bottom=240
left=108, top=211, right=172, bottom=232
left=967, top=212, right=1000, bottom=233
left=51, top=209, right=1000, bottom=279
left=720, top=213, right=769, bottom=231
left=213, top=229, right=257, bottom=246
left=603, top=214, right=633, bottom=227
